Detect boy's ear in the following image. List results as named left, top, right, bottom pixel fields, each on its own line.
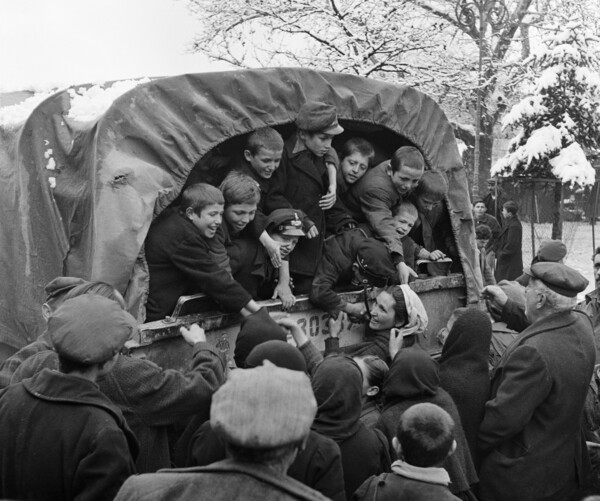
left=385, top=162, right=393, bottom=177
left=366, top=386, right=380, bottom=397
left=243, top=149, right=254, bottom=163
left=447, top=439, right=457, bottom=458
left=41, top=303, right=53, bottom=321
left=392, top=436, right=402, bottom=457
left=184, top=207, right=195, bottom=220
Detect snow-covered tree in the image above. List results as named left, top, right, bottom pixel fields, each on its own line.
left=492, top=22, right=600, bottom=238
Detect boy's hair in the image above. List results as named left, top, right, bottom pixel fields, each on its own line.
left=475, top=224, right=492, bottom=240
left=180, top=183, right=224, bottom=215
left=415, top=170, right=448, bottom=202
left=219, top=173, right=260, bottom=206
left=392, top=201, right=418, bottom=221
left=503, top=200, right=518, bottom=215
left=339, top=138, right=375, bottom=164
left=390, top=146, right=425, bottom=173
left=397, top=403, right=455, bottom=467
left=355, top=355, right=389, bottom=390
left=246, top=127, right=284, bottom=156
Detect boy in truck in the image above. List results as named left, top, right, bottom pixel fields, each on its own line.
left=144, top=183, right=261, bottom=322
left=265, top=101, right=353, bottom=294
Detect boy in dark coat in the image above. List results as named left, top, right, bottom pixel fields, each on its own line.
left=0, top=295, right=139, bottom=501
left=145, top=183, right=261, bottom=321
left=353, top=403, right=460, bottom=500
left=265, top=101, right=350, bottom=293
left=494, top=200, right=523, bottom=282
left=346, top=146, right=425, bottom=284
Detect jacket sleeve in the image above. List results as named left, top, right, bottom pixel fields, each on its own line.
left=189, top=421, right=227, bottom=467
left=359, top=185, right=404, bottom=260
left=478, top=344, right=552, bottom=452
left=75, top=426, right=136, bottom=501
left=171, top=236, right=252, bottom=312
left=305, top=436, right=346, bottom=501
left=113, top=343, right=227, bottom=427
left=310, top=252, right=347, bottom=318
left=500, top=299, right=530, bottom=333
left=264, top=156, right=293, bottom=213
left=298, top=340, right=325, bottom=377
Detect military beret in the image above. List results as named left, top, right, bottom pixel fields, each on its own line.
left=266, top=208, right=306, bottom=236
left=49, top=295, right=137, bottom=365
left=295, top=101, right=344, bottom=135
left=245, top=340, right=308, bottom=373
left=355, top=239, right=396, bottom=287
left=525, top=262, right=588, bottom=297
left=535, top=239, right=567, bottom=263
left=211, top=363, right=317, bottom=448
left=44, top=276, right=87, bottom=302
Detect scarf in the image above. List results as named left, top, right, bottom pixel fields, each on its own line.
left=398, top=284, right=428, bottom=337
left=391, top=459, right=451, bottom=486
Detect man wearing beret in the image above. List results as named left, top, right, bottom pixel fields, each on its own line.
left=265, top=101, right=354, bottom=294
left=580, top=246, right=600, bottom=360
left=0, top=295, right=139, bottom=501
left=115, top=363, right=329, bottom=501
left=478, top=263, right=596, bottom=501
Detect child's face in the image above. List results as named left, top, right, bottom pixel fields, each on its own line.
left=300, top=131, right=334, bottom=157
left=473, top=202, right=487, bottom=218
left=389, top=164, right=423, bottom=196
left=415, top=195, right=440, bottom=214
left=224, top=203, right=257, bottom=233
left=190, top=203, right=223, bottom=238
left=244, top=147, right=282, bottom=179
left=476, top=238, right=489, bottom=250
left=271, top=233, right=299, bottom=259
left=341, top=152, right=370, bottom=184
left=393, top=208, right=417, bottom=238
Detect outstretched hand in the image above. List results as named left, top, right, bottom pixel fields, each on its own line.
left=277, top=317, right=308, bottom=347
left=397, top=262, right=418, bottom=284
left=180, top=323, right=206, bottom=346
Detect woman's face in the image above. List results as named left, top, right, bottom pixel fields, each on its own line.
left=369, top=291, right=398, bottom=331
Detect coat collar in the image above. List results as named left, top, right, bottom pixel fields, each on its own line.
left=284, top=135, right=325, bottom=187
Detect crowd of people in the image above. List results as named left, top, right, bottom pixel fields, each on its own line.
left=0, top=100, right=599, bottom=501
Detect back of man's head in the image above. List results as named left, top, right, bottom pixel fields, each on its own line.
left=415, top=170, right=448, bottom=202
left=396, top=403, right=455, bottom=467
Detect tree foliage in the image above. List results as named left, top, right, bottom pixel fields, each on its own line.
left=492, top=22, right=600, bottom=187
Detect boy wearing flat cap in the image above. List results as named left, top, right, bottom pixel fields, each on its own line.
left=266, top=101, right=352, bottom=294
left=0, top=295, right=138, bottom=501
left=116, top=364, right=328, bottom=501
left=478, top=262, right=595, bottom=501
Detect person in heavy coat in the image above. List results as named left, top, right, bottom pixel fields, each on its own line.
left=0, top=295, right=139, bottom=501
left=265, top=101, right=352, bottom=293
left=11, top=323, right=227, bottom=474
left=345, top=146, right=425, bottom=284
left=376, top=346, right=478, bottom=500
left=478, top=262, right=596, bottom=501
left=181, top=340, right=346, bottom=501
left=311, top=355, right=391, bottom=499
left=145, top=183, right=260, bottom=321
left=439, top=308, right=492, bottom=468
left=494, top=201, right=523, bottom=282
left=115, top=364, right=329, bottom=501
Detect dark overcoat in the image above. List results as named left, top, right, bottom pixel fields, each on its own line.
left=145, top=207, right=252, bottom=321
left=494, top=215, right=523, bottom=282
left=478, top=310, right=596, bottom=501
left=0, top=369, right=138, bottom=501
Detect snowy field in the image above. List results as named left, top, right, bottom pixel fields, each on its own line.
left=521, top=221, right=599, bottom=296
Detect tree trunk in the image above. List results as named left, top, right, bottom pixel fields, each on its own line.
left=478, top=122, right=495, bottom=195
left=551, top=182, right=563, bottom=240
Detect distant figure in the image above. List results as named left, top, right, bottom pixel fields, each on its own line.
left=475, top=224, right=496, bottom=286
left=353, top=403, right=460, bottom=501
left=0, top=295, right=138, bottom=501
left=473, top=197, right=501, bottom=271
left=115, top=364, right=328, bottom=501
left=494, top=201, right=523, bottom=282
left=478, top=263, right=595, bottom=501
left=483, top=178, right=506, bottom=223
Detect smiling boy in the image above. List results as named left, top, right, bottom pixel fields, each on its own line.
left=144, top=183, right=261, bottom=322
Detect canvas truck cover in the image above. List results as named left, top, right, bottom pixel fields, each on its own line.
left=0, top=68, right=481, bottom=350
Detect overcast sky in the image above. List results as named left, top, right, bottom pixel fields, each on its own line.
left=0, top=0, right=231, bottom=92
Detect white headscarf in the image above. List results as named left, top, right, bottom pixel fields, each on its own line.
left=398, top=284, right=428, bottom=337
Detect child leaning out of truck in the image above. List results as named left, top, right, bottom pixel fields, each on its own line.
left=265, top=100, right=354, bottom=294
left=144, top=182, right=261, bottom=322
left=336, top=137, right=375, bottom=207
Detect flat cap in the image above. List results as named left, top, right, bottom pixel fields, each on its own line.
left=266, top=208, right=306, bottom=236
left=49, top=295, right=137, bottom=364
left=211, top=363, right=317, bottom=448
left=355, top=239, right=396, bottom=287
left=295, top=101, right=344, bottom=135
left=44, top=276, right=87, bottom=302
left=525, top=262, right=588, bottom=297
left=536, top=239, right=567, bottom=263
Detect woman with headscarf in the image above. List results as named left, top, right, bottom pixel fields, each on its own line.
left=439, top=308, right=492, bottom=468
left=377, top=346, right=478, bottom=500
left=311, top=355, right=391, bottom=499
